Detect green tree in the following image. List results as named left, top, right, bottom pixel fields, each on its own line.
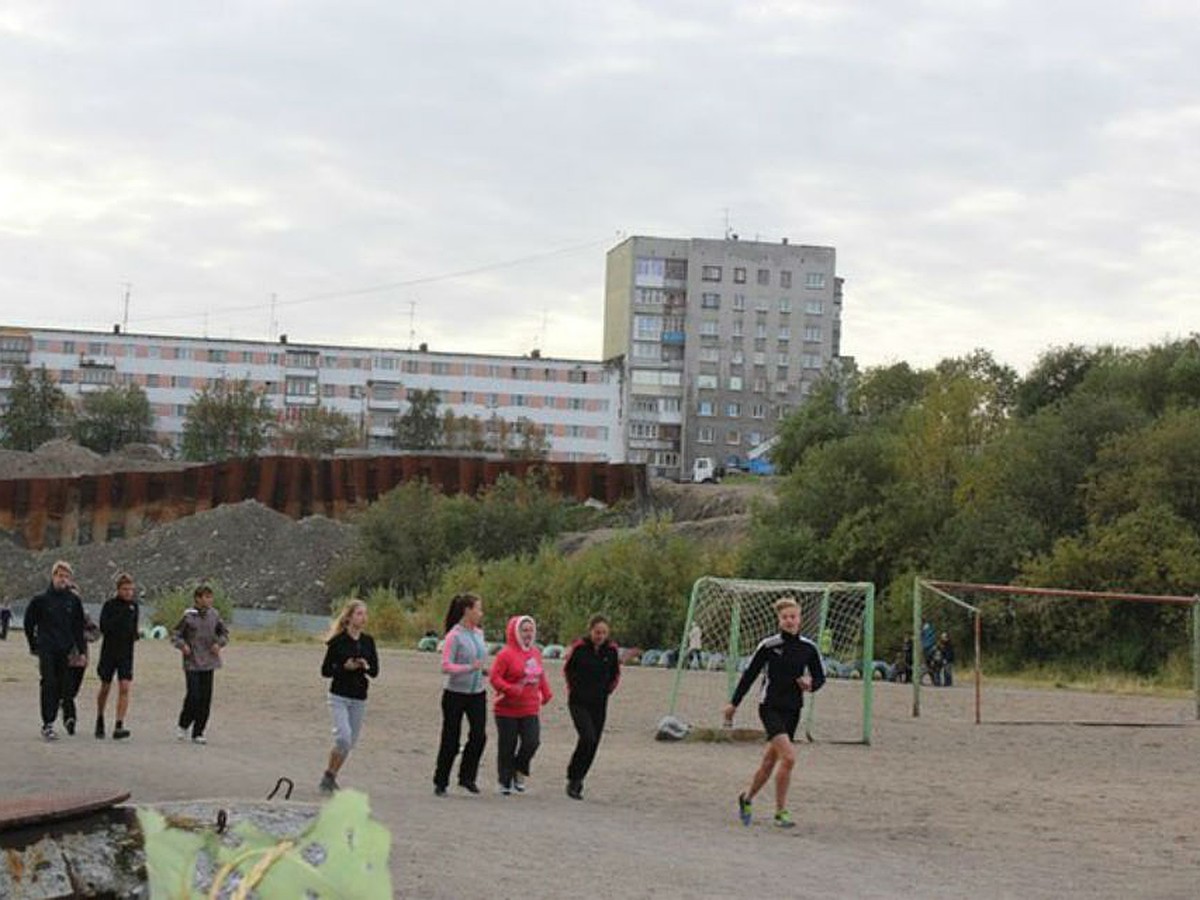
left=1014, top=344, right=1106, bottom=418
left=851, top=361, right=931, bottom=422
left=71, top=384, right=154, bottom=453
left=180, top=379, right=275, bottom=461
left=393, top=388, right=442, bottom=450
left=278, top=406, right=360, bottom=455
left=771, top=376, right=853, bottom=475
left=0, top=365, right=69, bottom=450
left=509, top=416, right=551, bottom=460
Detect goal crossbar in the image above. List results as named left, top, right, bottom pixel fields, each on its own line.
left=914, top=578, right=1200, bottom=724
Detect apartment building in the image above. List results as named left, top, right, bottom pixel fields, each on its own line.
left=604, top=235, right=843, bottom=479
left=0, top=326, right=623, bottom=462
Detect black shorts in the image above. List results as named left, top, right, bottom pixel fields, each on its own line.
left=758, top=704, right=800, bottom=742
left=97, top=654, right=134, bottom=683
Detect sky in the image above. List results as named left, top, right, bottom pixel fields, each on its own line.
left=1, top=1, right=1197, bottom=372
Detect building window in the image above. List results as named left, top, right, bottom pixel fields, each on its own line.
left=513, top=394, right=527, bottom=407
left=728, top=376, right=743, bottom=391
left=801, top=353, right=822, bottom=369
left=431, top=361, right=450, bottom=375
left=208, top=349, right=227, bottom=363
left=633, top=342, right=661, bottom=360
left=751, top=404, right=766, bottom=419
left=732, top=293, right=746, bottom=311
left=726, top=402, right=741, bottom=417
left=634, top=315, right=662, bottom=340
left=779, top=298, right=792, bottom=314
left=755, top=323, right=768, bottom=339
left=804, top=326, right=823, bottom=342
left=697, top=401, right=714, bottom=417
left=701, top=292, right=720, bottom=309
left=700, top=320, right=719, bottom=337
left=778, top=327, right=791, bottom=341
left=775, top=381, right=789, bottom=395
left=733, top=267, right=747, bottom=284
left=780, top=270, right=792, bottom=289
left=753, top=378, right=767, bottom=393
left=731, top=350, right=745, bottom=364
left=699, top=347, right=720, bottom=363
left=777, top=353, right=790, bottom=366
left=697, top=426, right=715, bottom=444
left=631, top=422, right=659, bottom=439
left=636, top=257, right=667, bottom=284
left=664, top=259, right=688, bottom=280
left=757, top=269, right=770, bottom=286
left=805, top=299, right=824, bottom=315
left=286, top=377, right=318, bottom=396
left=322, top=384, right=337, bottom=398
left=701, top=265, right=723, bottom=282
left=726, top=429, right=741, bottom=445
left=661, top=397, right=681, bottom=413
left=349, top=385, right=364, bottom=399
left=636, top=287, right=665, bottom=306
left=806, top=272, right=826, bottom=289
left=696, top=374, right=718, bottom=390
left=568, top=369, right=588, bottom=383
left=731, top=319, right=744, bottom=338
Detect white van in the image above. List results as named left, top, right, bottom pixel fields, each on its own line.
left=691, top=457, right=722, bottom=483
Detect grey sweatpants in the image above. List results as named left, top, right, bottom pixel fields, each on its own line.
left=328, top=693, right=367, bottom=756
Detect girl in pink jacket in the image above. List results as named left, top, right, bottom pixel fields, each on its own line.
left=489, top=615, right=552, bottom=795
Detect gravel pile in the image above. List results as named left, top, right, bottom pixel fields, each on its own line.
left=0, top=439, right=187, bottom=479
left=1, top=501, right=356, bottom=614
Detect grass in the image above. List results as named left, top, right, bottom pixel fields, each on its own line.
left=975, top=660, right=1194, bottom=698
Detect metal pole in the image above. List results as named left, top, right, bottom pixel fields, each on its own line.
left=667, top=579, right=703, bottom=719
left=912, top=578, right=922, bottom=717
left=862, top=584, right=876, bottom=745
left=974, top=610, right=982, bottom=725
left=1192, top=598, right=1199, bottom=722
left=728, top=600, right=742, bottom=710
left=804, top=586, right=832, bottom=741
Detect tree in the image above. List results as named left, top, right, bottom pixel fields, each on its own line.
left=180, top=379, right=275, bottom=461
left=509, top=416, right=551, bottom=460
left=771, top=376, right=853, bottom=475
left=0, top=365, right=69, bottom=450
left=278, top=406, right=361, bottom=455
left=1014, top=344, right=1105, bottom=418
left=393, top=389, right=442, bottom=450
left=71, top=384, right=154, bottom=453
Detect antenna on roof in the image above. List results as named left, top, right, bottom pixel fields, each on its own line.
left=408, top=299, right=417, bottom=350
left=121, top=282, right=132, bottom=330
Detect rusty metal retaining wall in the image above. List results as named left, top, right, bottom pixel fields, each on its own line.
left=0, top=456, right=647, bottom=551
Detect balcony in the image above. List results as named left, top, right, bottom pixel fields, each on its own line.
left=661, top=331, right=685, bottom=345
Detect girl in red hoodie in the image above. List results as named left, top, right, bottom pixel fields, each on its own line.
left=490, top=615, right=552, bottom=795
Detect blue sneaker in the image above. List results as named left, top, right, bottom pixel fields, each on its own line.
left=737, top=793, right=752, bottom=826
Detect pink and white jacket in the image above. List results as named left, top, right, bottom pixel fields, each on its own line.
left=489, top=615, right=552, bottom=718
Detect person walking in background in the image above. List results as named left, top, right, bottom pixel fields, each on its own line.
left=318, top=599, right=379, bottom=795
left=95, top=573, right=140, bottom=739
left=937, top=632, right=956, bottom=687
left=724, top=596, right=826, bottom=829
left=24, top=561, right=86, bottom=741
left=490, top=615, right=552, bottom=795
left=172, top=585, right=229, bottom=745
left=0, top=602, right=12, bottom=640
left=63, top=607, right=100, bottom=735
left=433, top=592, right=488, bottom=797
left=563, top=614, right=620, bottom=800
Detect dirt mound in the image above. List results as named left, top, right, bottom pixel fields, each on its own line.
left=3, top=501, right=356, bottom=614
left=0, top=439, right=186, bottom=480
left=646, top=477, right=775, bottom=522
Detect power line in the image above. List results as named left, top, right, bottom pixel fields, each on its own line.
left=129, top=236, right=608, bottom=326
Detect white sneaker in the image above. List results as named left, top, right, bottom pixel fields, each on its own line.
left=192, top=735, right=207, bottom=745
left=512, top=774, right=526, bottom=793
left=176, top=727, right=187, bottom=742
left=497, top=782, right=513, bottom=796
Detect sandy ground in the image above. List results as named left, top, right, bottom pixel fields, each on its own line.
left=1, top=637, right=1198, bottom=899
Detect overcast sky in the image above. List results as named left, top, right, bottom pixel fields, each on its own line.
left=2, top=1, right=1197, bottom=371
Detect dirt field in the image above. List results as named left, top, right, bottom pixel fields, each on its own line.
left=1, top=637, right=1197, bottom=899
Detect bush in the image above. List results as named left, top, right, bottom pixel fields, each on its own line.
left=331, top=586, right=439, bottom=645
left=150, top=580, right=235, bottom=628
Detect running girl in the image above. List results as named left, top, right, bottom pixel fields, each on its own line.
left=433, top=593, right=488, bottom=797
left=490, top=615, right=552, bottom=795
left=319, top=599, right=379, bottom=795
left=723, top=596, right=825, bottom=828
left=563, top=614, right=620, bottom=800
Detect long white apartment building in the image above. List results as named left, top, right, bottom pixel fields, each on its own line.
left=0, top=325, right=624, bottom=462
left=604, top=235, right=844, bottom=480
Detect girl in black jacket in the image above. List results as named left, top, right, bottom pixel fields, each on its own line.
left=318, top=599, right=379, bottom=794
left=563, top=614, right=620, bottom=800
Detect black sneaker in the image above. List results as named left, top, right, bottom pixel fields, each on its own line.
left=64, top=718, right=76, bottom=736
left=95, top=717, right=105, bottom=739
left=113, top=724, right=131, bottom=740
left=319, top=772, right=338, bottom=795
left=458, top=782, right=480, bottom=795
left=434, top=785, right=447, bottom=797
left=566, top=780, right=583, bottom=800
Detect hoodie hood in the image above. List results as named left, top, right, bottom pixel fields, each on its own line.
left=506, top=615, right=536, bottom=650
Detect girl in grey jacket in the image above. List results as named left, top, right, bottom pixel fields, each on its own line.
left=432, top=593, right=488, bottom=796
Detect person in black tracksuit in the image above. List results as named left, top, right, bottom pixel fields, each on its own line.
left=723, top=596, right=826, bottom=829
left=95, top=573, right=141, bottom=739
left=563, top=614, right=621, bottom=800
left=24, top=561, right=86, bottom=741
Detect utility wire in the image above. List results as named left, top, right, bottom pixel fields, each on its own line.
left=129, top=237, right=608, bottom=326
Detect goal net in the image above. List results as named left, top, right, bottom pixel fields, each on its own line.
left=913, top=579, right=1200, bottom=726
left=666, top=577, right=876, bottom=744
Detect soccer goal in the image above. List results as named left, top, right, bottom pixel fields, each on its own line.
left=913, top=579, right=1200, bottom=725
left=666, top=577, right=876, bottom=744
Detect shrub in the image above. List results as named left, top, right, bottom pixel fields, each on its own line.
left=330, top=586, right=439, bottom=645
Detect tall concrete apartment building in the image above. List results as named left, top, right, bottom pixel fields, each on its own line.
left=0, top=326, right=622, bottom=461
left=604, top=235, right=843, bottom=480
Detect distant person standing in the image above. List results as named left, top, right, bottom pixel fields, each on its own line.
left=318, top=599, right=379, bottom=794
left=172, top=585, right=229, bottom=745
left=563, top=614, right=620, bottom=800
left=686, top=622, right=703, bottom=669
left=433, top=593, right=488, bottom=797
left=95, top=573, right=140, bottom=739
left=937, top=632, right=955, bottom=687
left=490, top=615, right=552, bottom=795
left=0, top=602, right=12, bottom=640
left=24, top=561, right=86, bottom=741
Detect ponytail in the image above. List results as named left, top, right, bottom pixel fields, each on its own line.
left=444, top=593, right=481, bottom=634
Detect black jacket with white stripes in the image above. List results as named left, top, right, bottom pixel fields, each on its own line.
left=730, top=631, right=826, bottom=712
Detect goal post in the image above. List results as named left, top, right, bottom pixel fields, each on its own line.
left=666, top=577, right=876, bottom=745
left=913, top=578, right=1200, bottom=724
